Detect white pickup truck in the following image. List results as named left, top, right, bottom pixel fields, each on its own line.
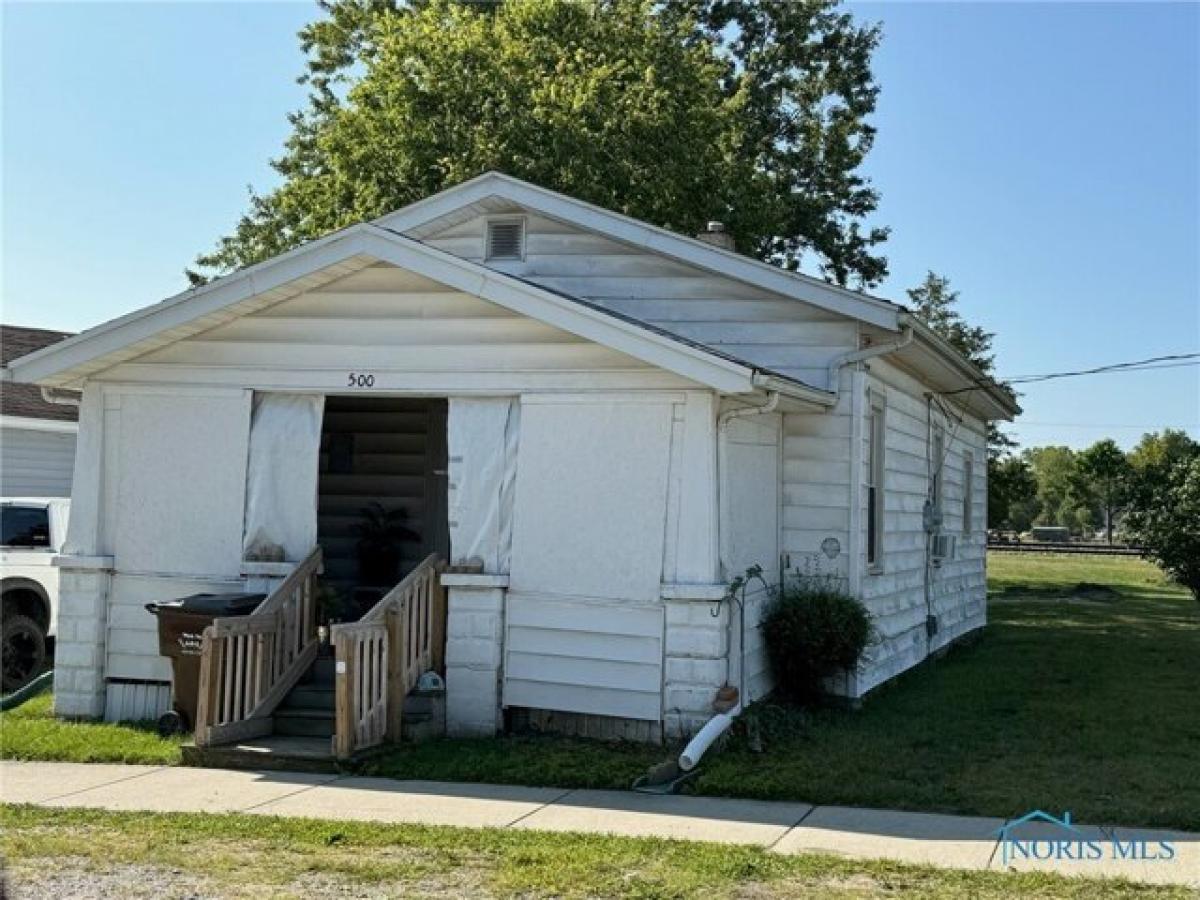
left=1, top=498, right=70, bottom=693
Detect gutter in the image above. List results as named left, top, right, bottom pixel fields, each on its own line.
left=826, top=327, right=915, bottom=394
left=898, top=315, right=1021, bottom=418
left=751, top=371, right=836, bottom=408
left=41, top=387, right=82, bottom=408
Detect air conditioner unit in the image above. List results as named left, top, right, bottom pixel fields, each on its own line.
left=931, top=533, right=956, bottom=565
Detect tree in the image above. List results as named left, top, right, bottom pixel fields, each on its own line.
left=193, top=0, right=888, bottom=288
left=1127, top=429, right=1198, bottom=475
left=1024, top=445, right=1086, bottom=531
left=1125, top=456, right=1200, bottom=602
left=905, top=271, right=1016, bottom=461
left=1072, top=439, right=1132, bottom=544
left=906, top=272, right=995, bottom=375
left=987, top=454, right=1036, bottom=531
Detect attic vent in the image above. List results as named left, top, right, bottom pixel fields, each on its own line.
left=486, top=218, right=525, bottom=260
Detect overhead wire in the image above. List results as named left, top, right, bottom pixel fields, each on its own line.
left=936, top=352, right=1200, bottom=399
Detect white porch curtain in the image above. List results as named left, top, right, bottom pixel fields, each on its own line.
left=242, top=393, right=324, bottom=562
left=447, top=397, right=520, bottom=573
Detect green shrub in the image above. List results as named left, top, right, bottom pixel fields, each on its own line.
left=763, top=581, right=871, bottom=703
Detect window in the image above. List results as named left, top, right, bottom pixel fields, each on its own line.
left=962, top=452, right=974, bottom=535
left=867, top=392, right=886, bottom=571
left=485, top=217, right=525, bottom=261
left=1, top=505, right=51, bottom=548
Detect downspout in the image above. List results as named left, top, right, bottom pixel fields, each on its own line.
left=829, top=327, right=913, bottom=693
left=679, top=389, right=779, bottom=772
left=41, top=387, right=81, bottom=408
left=827, top=327, right=915, bottom=592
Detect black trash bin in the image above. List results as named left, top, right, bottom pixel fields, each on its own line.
left=145, top=592, right=264, bottom=735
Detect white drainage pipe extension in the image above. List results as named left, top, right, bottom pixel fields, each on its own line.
left=679, top=705, right=740, bottom=771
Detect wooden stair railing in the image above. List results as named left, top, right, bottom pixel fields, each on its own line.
left=194, top=546, right=323, bottom=747
left=331, top=553, right=446, bottom=760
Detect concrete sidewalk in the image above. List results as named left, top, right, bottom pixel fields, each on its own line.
left=1, top=760, right=1196, bottom=887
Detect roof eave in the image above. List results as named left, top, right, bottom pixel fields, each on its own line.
left=900, top=314, right=1021, bottom=420
left=5, top=223, right=769, bottom=398
left=6, top=223, right=378, bottom=386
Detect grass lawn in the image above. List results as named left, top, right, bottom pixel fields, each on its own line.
left=3, top=554, right=1196, bottom=830
left=1, top=805, right=1189, bottom=899
left=0, top=693, right=183, bottom=765
left=690, top=553, right=1199, bottom=829
left=367, top=553, right=1200, bottom=830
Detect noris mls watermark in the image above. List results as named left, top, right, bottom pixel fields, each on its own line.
left=994, top=811, right=1177, bottom=866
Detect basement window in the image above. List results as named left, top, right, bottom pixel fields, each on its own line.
left=485, top=217, right=525, bottom=261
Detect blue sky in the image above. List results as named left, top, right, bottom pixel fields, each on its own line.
left=3, top=1, right=1197, bottom=451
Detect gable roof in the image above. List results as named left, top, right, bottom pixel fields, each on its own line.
left=2, top=223, right=835, bottom=408
left=378, top=172, right=1017, bottom=419
left=377, top=171, right=905, bottom=330
left=5, top=172, right=1016, bottom=418
left=0, top=325, right=78, bottom=422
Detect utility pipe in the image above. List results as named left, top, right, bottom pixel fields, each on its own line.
left=679, top=391, right=780, bottom=772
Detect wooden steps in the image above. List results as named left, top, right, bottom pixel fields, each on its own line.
left=182, top=735, right=340, bottom=774
left=273, top=654, right=336, bottom=738
left=187, top=551, right=448, bottom=773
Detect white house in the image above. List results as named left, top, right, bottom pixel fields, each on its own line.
left=1, top=325, right=78, bottom=497
left=4, top=174, right=1017, bottom=750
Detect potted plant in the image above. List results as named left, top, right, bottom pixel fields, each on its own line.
left=352, top=502, right=420, bottom=586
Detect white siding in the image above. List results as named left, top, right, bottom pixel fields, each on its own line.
left=105, top=572, right=244, bottom=681
left=504, top=596, right=664, bottom=721
left=100, top=263, right=693, bottom=394
left=423, top=211, right=858, bottom=391
left=95, top=387, right=251, bottom=682
left=857, top=358, right=988, bottom=693
left=0, top=427, right=76, bottom=497
left=104, top=680, right=171, bottom=723
left=721, top=412, right=781, bottom=703
left=781, top=371, right=856, bottom=578
left=503, top=396, right=673, bottom=722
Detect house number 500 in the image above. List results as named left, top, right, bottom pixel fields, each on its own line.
left=347, top=372, right=376, bottom=388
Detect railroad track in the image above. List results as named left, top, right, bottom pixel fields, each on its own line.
left=986, top=543, right=1144, bottom=557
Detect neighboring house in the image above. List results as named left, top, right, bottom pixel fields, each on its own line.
left=0, top=325, right=78, bottom=497
left=5, top=173, right=1017, bottom=748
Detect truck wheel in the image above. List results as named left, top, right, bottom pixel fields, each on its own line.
left=2, top=614, right=47, bottom=694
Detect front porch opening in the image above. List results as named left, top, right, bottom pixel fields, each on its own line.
left=317, top=396, right=448, bottom=618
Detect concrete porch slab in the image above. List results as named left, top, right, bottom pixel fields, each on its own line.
left=773, top=806, right=1005, bottom=869
left=0, top=761, right=164, bottom=805
left=514, top=789, right=813, bottom=846
left=250, top=777, right=566, bottom=828
left=43, top=766, right=338, bottom=813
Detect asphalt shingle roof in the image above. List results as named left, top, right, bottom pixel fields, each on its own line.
left=1, top=325, right=78, bottom=421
